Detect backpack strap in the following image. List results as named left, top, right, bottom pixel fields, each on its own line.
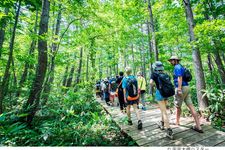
left=117, top=77, right=124, bottom=88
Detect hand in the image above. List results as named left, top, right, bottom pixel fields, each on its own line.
left=177, top=89, right=183, bottom=96
left=138, top=89, right=141, bottom=94
left=124, top=97, right=127, bottom=103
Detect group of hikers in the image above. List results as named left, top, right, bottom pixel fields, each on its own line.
left=95, top=56, right=203, bottom=139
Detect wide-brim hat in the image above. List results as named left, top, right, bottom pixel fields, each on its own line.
left=168, top=56, right=181, bottom=61
left=152, top=61, right=164, bottom=71
left=137, top=71, right=142, bottom=76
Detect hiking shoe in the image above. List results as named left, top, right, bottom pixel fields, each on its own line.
left=128, top=120, right=133, bottom=125
left=166, top=128, right=174, bottom=140
left=157, top=121, right=164, bottom=130
left=142, top=106, right=147, bottom=111
left=138, top=120, right=143, bottom=130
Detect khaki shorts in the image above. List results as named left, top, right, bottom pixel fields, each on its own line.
left=174, top=86, right=192, bottom=108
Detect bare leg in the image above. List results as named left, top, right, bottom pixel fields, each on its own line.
left=176, top=107, right=181, bottom=125
left=187, top=104, right=202, bottom=130
left=132, top=103, right=141, bottom=121
left=158, top=100, right=170, bottom=128
left=126, top=105, right=131, bottom=120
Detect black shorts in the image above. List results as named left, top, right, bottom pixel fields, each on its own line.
left=126, top=99, right=139, bottom=105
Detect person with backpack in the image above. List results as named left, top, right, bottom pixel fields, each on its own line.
left=150, top=61, right=174, bottom=139
left=137, top=71, right=147, bottom=111
left=95, top=80, right=101, bottom=98
left=122, top=67, right=142, bottom=130
left=116, top=71, right=126, bottom=113
left=103, top=78, right=110, bottom=106
left=168, top=56, right=203, bottom=133
left=109, top=76, right=118, bottom=106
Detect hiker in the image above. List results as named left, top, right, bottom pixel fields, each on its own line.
left=137, top=71, right=147, bottom=111
left=150, top=61, right=174, bottom=139
left=116, top=71, right=126, bottom=113
left=122, top=67, right=142, bottom=130
left=103, top=78, right=110, bottom=106
left=109, top=76, right=117, bottom=106
left=100, top=79, right=104, bottom=100
left=95, top=80, right=101, bottom=98
left=168, top=56, right=203, bottom=133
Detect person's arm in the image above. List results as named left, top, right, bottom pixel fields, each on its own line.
left=150, top=79, right=154, bottom=87
left=108, top=83, right=111, bottom=92
left=123, top=88, right=127, bottom=103
left=177, top=76, right=183, bottom=94
left=122, top=78, right=127, bottom=103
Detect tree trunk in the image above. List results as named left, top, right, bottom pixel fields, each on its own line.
left=42, top=4, right=62, bottom=104
left=76, top=48, right=83, bottom=84
left=0, top=0, right=21, bottom=114
left=146, top=20, right=153, bottom=95
left=0, top=7, right=9, bottom=58
left=86, top=54, right=89, bottom=81
left=25, top=0, right=50, bottom=123
left=203, top=1, right=225, bottom=85
left=62, top=65, right=69, bottom=86
left=66, top=66, right=75, bottom=87
left=222, top=52, right=225, bottom=65
left=147, top=0, right=158, bottom=61
left=207, top=53, right=213, bottom=79
left=16, top=8, right=39, bottom=98
left=183, top=0, right=208, bottom=110
left=213, top=49, right=225, bottom=85
left=131, top=44, right=136, bottom=75
left=141, top=26, right=146, bottom=78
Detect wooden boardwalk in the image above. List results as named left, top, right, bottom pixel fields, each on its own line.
left=96, top=98, right=225, bottom=147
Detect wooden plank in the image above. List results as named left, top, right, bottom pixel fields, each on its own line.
left=215, top=140, right=225, bottom=146
left=145, top=124, right=212, bottom=146
left=96, top=97, right=225, bottom=147
left=134, top=119, right=195, bottom=146
left=142, top=121, right=194, bottom=146
left=166, top=127, right=217, bottom=146
left=192, top=132, right=225, bottom=146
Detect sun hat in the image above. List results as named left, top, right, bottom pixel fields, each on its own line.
left=152, top=61, right=164, bottom=71
left=137, top=71, right=142, bottom=76
left=168, top=56, right=181, bottom=61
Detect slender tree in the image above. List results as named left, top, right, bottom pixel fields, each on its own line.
left=66, top=65, right=75, bottom=87
left=147, top=0, right=158, bottom=61
left=62, top=65, right=69, bottom=86
left=76, top=48, right=83, bottom=84
left=183, top=0, right=208, bottom=110
left=0, top=0, right=22, bottom=114
left=0, top=7, right=9, bottom=58
left=25, top=0, right=50, bottom=123
left=42, top=4, right=62, bottom=103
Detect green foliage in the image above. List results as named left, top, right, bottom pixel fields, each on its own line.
left=0, top=84, right=136, bottom=146
left=202, top=88, right=225, bottom=129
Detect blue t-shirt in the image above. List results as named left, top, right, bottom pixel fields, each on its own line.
left=122, top=75, right=137, bottom=98
left=174, top=64, right=188, bottom=87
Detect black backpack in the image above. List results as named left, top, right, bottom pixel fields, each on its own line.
left=183, top=67, right=192, bottom=82
left=127, top=76, right=138, bottom=98
left=157, top=73, right=175, bottom=97
left=96, top=83, right=100, bottom=91
left=110, top=78, right=117, bottom=91
left=104, top=81, right=109, bottom=92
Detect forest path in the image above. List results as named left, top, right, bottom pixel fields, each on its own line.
left=96, top=98, right=225, bottom=146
